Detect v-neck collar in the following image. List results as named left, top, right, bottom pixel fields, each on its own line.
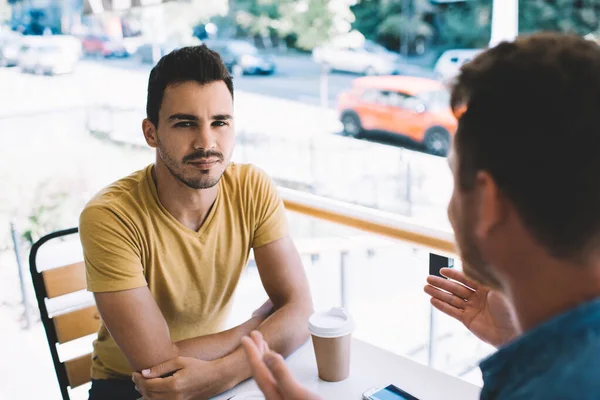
left=145, top=165, right=221, bottom=238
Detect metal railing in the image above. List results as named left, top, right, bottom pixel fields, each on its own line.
left=280, top=187, right=458, bottom=368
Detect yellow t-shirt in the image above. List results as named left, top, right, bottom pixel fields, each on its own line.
left=79, top=163, right=288, bottom=380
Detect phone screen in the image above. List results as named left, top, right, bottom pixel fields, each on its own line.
left=370, top=384, right=419, bottom=400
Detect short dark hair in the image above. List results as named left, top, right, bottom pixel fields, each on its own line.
left=146, top=45, right=233, bottom=126
left=451, top=32, right=600, bottom=261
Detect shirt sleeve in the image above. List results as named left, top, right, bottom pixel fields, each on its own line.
left=250, top=166, right=289, bottom=249
left=79, top=205, right=147, bottom=293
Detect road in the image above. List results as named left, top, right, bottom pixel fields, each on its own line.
left=0, top=53, right=359, bottom=112
left=96, top=53, right=361, bottom=107
left=98, top=52, right=436, bottom=107
left=0, top=52, right=433, bottom=113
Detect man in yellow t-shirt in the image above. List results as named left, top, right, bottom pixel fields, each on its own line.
left=80, top=45, right=313, bottom=400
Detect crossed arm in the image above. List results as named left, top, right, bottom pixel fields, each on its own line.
left=94, top=235, right=313, bottom=399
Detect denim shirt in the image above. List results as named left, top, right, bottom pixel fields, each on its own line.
left=479, top=298, right=600, bottom=400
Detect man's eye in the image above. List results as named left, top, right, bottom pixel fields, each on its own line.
left=174, top=122, right=194, bottom=128
left=212, top=121, right=228, bottom=127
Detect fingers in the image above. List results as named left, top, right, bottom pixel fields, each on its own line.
left=241, top=334, right=281, bottom=400
left=264, top=351, right=304, bottom=397
left=424, top=284, right=467, bottom=310
left=141, top=357, right=184, bottom=379
left=251, top=330, right=270, bottom=354
left=430, top=297, right=464, bottom=322
left=242, top=335, right=268, bottom=367
left=426, top=274, right=475, bottom=301
left=132, top=373, right=172, bottom=398
left=439, top=268, right=481, bottom=290
left=132, top=373, right=146, bottom=396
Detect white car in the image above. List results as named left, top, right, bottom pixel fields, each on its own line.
left=434, top=49, right=482, bottom=82
left=19, top=37, right=80, bottom=75
left=313, top=40, right=400, bottom=76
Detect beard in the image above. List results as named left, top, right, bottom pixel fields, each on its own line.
left=157, top=138, right=226, bottom=190
left=455, top=205, right=503, bottom=290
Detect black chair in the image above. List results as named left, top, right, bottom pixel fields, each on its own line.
left=29, top=227, right=100, bottom=400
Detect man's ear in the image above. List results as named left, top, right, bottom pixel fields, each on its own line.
left=474, top=171, right=507, bottom=240
left=142, top=119, right=158, bottom=148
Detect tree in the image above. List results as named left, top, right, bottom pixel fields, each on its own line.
left=278, top=0, right=336, bottom=50
left=350, top=0, right=435, bottom=53
left=233, top=0, right=285, bottom=38
left=350, top=0, right=382, bottom=41
left=436, top=0, right=491, bottom=49
left=229, top=0, right=351, bottom=51
left=377, top=13, right=434, bottom=53
left=519, top=0, right=600, bottom=36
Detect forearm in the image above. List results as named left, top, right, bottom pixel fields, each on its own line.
left=220, top=300, right=313, bottom=386
left=174, top=315, right=263, bottom=361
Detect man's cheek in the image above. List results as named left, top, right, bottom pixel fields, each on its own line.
left=448, top=195, right=458, bottom=229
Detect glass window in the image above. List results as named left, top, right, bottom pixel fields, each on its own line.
left=4, top=2, right=596, bottom=398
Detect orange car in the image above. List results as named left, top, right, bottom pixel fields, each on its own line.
left=337, top=75, right=457, bottom=156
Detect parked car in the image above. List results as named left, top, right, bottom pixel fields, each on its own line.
left=0, top=31, right=22, bottom=67
left=313, top=40, right=401, bottom=76
left=434, top=49, right=482, bottom=83
left=19, top=37, right=80, bottom=75
left=81, top=34, right=127, bottom=58
left=136, top=36, right=202, bottom=64
left=205, top=40, right=275, bottom=76
left=337, top=76, right=457, bottom=156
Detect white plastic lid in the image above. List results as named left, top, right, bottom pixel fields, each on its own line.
left=308, top=307, right=355, bottom=338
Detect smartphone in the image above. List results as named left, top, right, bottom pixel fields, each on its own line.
left=363, top=384, right=419, bottom=400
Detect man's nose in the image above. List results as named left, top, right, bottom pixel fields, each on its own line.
left=192, top=123, right=216, bottom=150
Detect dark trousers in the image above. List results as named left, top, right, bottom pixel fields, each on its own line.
left=88, top=378, right=141, bottom=400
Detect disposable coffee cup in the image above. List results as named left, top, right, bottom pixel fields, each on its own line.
left=308, top=307, right=355, bottom=382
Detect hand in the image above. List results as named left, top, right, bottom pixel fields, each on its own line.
left=424, top=268, right=519, bottom=348
left=241, top=331, right=322, bottom=400
left=132, top=357, right=233, bottom=400
left=252, top=299, right=275, bottom=320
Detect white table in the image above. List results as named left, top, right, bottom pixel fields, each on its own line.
left=214, top=338, right=481, bottom=400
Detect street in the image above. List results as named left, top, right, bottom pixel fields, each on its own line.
left=0, top=53, right=359, bottom=115
left=0, top=52, right=435, bottom=113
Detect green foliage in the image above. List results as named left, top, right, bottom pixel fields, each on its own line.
left=226, top=0, right=600, bottom=51
left=279, top=0, right=334, bottom=50
left=438, top=1, right=491, bottom=48
left=519, top=0, right=600, bottom=36
left=234, top=0, right=286, bottom=36
left=350, top=0, right=383, bottom=40
left=231, top=0, right=335, bottom=49
left=351, top=0, right=434, bottom=48
left=377, top=13, right=433, bottom=40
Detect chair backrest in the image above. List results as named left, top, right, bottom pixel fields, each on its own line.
left=29, top=228, right=100, bottom=400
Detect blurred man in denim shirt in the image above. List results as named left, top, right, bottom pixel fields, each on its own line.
left=242, top=32, right=600, bottom=400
